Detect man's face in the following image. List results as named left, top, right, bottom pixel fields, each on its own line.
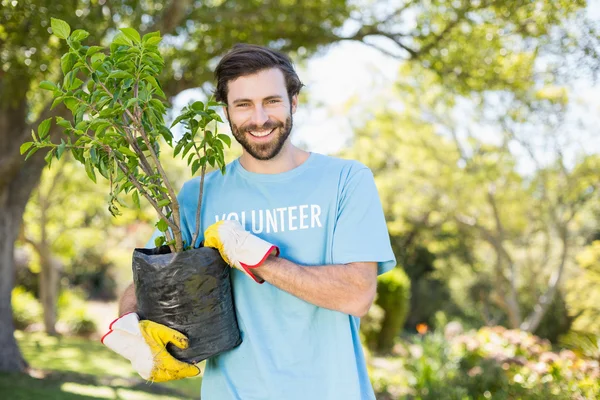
left=225, top=68, right=297, bottom=161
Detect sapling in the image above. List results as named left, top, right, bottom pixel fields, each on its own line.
left=22, top=18, right=231, bottom=253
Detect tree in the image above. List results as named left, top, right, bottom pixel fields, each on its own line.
left=1, top=0, right=594, bottom=371
left=0, top=0, right=352, bottom=373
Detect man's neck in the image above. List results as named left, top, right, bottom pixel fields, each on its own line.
left=239, top=143, right=310, bottom=174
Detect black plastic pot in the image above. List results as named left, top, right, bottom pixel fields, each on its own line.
left=132, top=245, right=241, bottom=364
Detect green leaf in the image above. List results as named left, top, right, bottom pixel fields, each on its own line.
left=142, top=31, right=161, bottom=43
left=20, top=142, right=34, bottom=155
left=50, top=97, right=64, bottom=110
left=125, top=98, right=138, bottom=109
left=191, top=159, right=201, bottom=175
left=61, top=52, right=77, bottom=74
left=86, top=46, right=104, bottom=57
left=90, top=52, right=106, bottom=67
left=120, top=28, right=141, bottom=44
left=51, top=18, right=71, bottom=40
left=218, top=134, right=232, bottom=147
left=44, top=148, right=55, bottom=167
left=56, top=141, right=66, bottom=159
left=156, top=218, right=169, bottom=232
left=70, top=29, right=89, bottom=42
left=145, top=37, right=162, bottom=46
left=39, top=81, right=58, bottom=91
left=108, top=70, right=132, bottom=79
left=143, top=76, right=165, bottom=99
left=132, top=191, right=140, bottom=209
left=191, top=101, right=205, bottom=111
left=157, top=199, right=170, bottom=208
left=85, top=157, right=97, bottom=183
left=154, top=236, right=166, bottom=248
left=118, top=146, right=137, bottom=158
left=63, top=97, right=78, bottom=113
left=66, top=77, right=84, bottom=91
left=55, top=117, right=72, bottom=129
left=112, top=32, right=133, bottom=47
left=24, top=146, right=40, bottom=161
left=170, top=114, right=187, bottom=128
left=38, top=118, right=52, bottom=140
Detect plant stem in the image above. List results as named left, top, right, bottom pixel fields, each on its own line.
left=191, top=138, right=207, bottom=248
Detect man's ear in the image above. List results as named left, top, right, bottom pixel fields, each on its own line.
left=291, top=95, right=298, bottom=114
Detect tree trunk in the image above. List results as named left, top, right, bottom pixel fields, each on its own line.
left=39, top=249, right=59, bottom=336
left=521, top=226, right=569, bottom=332
left=0, top=196, right=28, bottom=372
left=0, top=103, right=50, bottom=371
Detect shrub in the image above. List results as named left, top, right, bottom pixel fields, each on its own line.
left=371, top=324, right=600, bottom=400
left=363, top=267, right=411, bottom=353
left=11, top=286, right=43, bottom=330
left=57, top=289, right=97, bottom=336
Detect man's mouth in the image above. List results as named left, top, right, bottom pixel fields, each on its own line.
left=248, top=128, right=276, bottom=138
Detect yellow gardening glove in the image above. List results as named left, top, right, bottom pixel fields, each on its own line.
left=204, top=220, right=279, bottom=283
left=101, top=313, right=200, bottom=382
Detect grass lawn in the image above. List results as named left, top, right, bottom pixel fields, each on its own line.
left=0, top=331, right=203, bottom=400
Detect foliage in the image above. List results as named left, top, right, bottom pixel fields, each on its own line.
left=363, top=267, right=411, bottom=353
left=11, top=286, right=43, bottom=330
left=560, top=330, right=600, bottom=362
left=370, top=325, right=600, bottom=400
left=566, top=240, right=600, bottom=334
left=22, top=20, right=230, bottom=253
left=57, top=289, right=97, bottom=337
left=11, top=285, right=97, bottom=336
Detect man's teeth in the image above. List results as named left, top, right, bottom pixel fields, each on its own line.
left=249, top=129, right=273, bottom=137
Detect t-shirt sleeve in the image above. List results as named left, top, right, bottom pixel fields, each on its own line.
left=331, top=166, right=396, bottom=275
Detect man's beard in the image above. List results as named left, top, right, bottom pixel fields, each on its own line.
left=228, top=114, right=293, bottom=161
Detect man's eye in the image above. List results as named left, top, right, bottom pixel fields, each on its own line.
left=237, top=103, right=249, bottom=107
left=267, top=99, right=280, bottom=104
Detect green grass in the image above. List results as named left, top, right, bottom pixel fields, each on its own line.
left=0, top=331, right=202, bottom=400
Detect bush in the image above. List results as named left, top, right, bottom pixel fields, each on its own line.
left=370, top=324, right=600, bottom=400
left=363, top=267, right=411, bottom=353
left=57, top=289, right=97, bottom=336
left=11, top=286, right=43, bottom=330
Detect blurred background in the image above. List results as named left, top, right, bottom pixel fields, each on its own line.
left=1, top=0, right=600, bottom=399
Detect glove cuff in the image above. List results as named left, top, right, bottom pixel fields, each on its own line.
left=240, top=244, right=279, bottom=284
left=101, top=312, right=139, bottom=344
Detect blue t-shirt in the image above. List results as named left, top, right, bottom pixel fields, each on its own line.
left=160, top=153, right=395, bottom=400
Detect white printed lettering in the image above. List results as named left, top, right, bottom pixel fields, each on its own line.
left=299, top=205, right=309, bottom=229
left=276, top=208, right=286, bottom=232
left=311, top=204, right=322, bottom=228
left=288, top=206, right=298, bottom=231
left=252, top=210, right=264, bottom=234
left=266, top=209, right=278, bottom=233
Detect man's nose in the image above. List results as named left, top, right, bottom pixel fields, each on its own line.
left=251, top=105, right=269, bottom=127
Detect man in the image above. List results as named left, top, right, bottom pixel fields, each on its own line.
left=102, top=44, right=396, bottom=399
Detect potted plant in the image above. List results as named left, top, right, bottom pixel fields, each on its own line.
left=21, top=18, right=241, bottom=363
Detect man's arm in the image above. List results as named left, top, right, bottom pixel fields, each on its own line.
left=253, top=257, right=377, bottom=318
left=119, top=283, right=137, bottom=316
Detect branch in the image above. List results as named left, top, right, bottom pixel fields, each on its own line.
left=114, top=158, right=181, bottom=252
left=487, top=188, right=522, bottom=326
left=521, top=224, right=569, bottom=332
left=147, top=0, right=193, bottom=34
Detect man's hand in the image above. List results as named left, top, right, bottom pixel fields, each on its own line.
left=204, top=220, right=279, bottom=283
left=101, top=313, right=200, bottom=382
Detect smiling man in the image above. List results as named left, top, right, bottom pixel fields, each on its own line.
left=105, top=44, right=396, bottom=400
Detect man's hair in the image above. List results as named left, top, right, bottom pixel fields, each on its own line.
left=214, top=44, right=304, bottom=104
